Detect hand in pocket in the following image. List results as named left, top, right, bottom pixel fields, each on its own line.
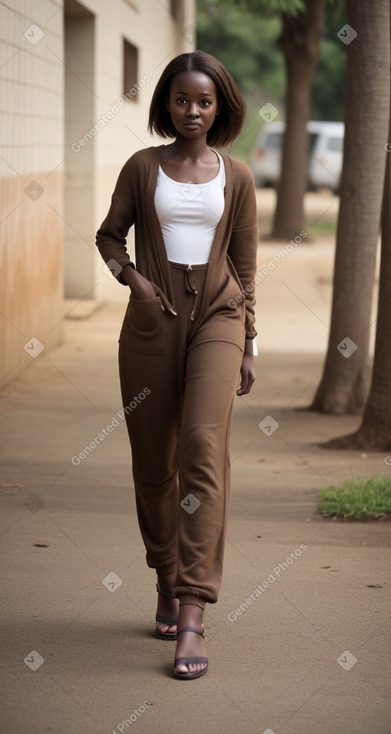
left=131, top=272, right=158, bottom=300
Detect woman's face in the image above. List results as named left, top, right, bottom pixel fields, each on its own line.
left=166, top=70, right=220, bottom=139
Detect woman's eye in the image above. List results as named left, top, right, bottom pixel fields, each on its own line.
left=175, top=98, right=212, bottom=107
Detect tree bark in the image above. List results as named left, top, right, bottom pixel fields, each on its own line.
left=325, top=105, right=391, bottom=450
left=309, top=0, right=390, bottom=415
left=270, top=0, right=324, bottom=240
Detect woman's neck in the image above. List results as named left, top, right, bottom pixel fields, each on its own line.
left=165, top=135, right=212, bottom=163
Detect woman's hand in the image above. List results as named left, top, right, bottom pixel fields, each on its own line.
left=121, top=266, right=158, bottom=300
left=236, top=353, right=256, bottom=396
left=131, top=274, right=158, bottom=300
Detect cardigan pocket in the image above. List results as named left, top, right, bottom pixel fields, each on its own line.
left=119, top=296, right=166, bottom=354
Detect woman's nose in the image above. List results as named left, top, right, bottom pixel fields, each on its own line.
left=187, top=102, right=199, bottom=117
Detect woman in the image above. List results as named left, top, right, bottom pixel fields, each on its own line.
left=96, top=50, right=258, bottom=680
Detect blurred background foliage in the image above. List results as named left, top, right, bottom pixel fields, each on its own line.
left=196, top=0, right=347, bottom=162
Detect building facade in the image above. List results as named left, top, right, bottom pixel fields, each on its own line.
left=0, top=0, right=195, bottom=385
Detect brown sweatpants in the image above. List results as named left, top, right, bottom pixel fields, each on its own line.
left=118, top=262, right=244, bottom=607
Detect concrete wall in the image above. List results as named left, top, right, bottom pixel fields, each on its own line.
left=0, top=0, right=195, bottom=387
left=0, top=0, right=64, bottom=385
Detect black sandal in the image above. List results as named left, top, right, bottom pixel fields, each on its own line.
left=155, top=584, right=178, bottom=641
left=173, top=626, right=208, bottom=679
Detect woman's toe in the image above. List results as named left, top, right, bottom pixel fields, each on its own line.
left=175, top=662, right=189, bottom=674
left=157, top=622, right=177, bottom=634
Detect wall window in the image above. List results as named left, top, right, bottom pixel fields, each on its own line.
left=123, top=39, right=138, bottom=101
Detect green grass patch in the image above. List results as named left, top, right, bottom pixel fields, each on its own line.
left=258, top=213, right=336, bottom=240
left=318, top=476, right=391, bottom=519
left=307, top=219, right=336, bottom=238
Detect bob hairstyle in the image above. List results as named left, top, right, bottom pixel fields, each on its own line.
left=148, top=51, right=246, bottom=148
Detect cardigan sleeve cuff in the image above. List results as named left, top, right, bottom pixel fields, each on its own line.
left=116, top=261, right=136, bottom=285
left=245, top=326, right=257, bottom=340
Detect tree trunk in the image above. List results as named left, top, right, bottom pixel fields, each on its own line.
left=270, top=0, right=324, bottom=240
left=309, top=0, right=390, bottom=415
left=325, top=106, right=391, bottom=450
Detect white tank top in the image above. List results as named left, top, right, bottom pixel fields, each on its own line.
left=154, top=152, right=226, bottom=264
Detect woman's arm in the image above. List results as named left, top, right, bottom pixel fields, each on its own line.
left=227, top=163, right=259, bottom=397
left=236, top=340, right=256, bottom=396
left=227, top=164, right=259, bottom=342
left=96, top=154, right=141, bottom=285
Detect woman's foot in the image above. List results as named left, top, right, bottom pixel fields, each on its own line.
left=156, top=584, right=179, bottom=639
left=174, top=604, right=208, bottom=677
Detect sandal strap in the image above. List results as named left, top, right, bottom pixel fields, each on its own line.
left=176, top=626, right=205, bottom=638
left=156, top=583, right=176, bottom=599
left=156, top=614, right=178, bottom=626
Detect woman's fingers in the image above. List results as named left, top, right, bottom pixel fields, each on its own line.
left=236, top=361, right=255, bottom=396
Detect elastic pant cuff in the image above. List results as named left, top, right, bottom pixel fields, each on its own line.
left=156, top=570, right=177, bottom=596
left=178, top=594, right=207, bottom=611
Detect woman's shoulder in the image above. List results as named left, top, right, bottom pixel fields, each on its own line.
left=220, top=153, right=254, bottom=186
left=121, top=145, right=165, bottom=172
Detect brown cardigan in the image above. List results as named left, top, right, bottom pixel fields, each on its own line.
left=96, top=145, right=258, bottom=339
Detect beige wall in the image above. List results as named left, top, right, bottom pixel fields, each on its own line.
left=0, top=0, right=64, bottom=386
left=0, top=0, right=195, bottom=386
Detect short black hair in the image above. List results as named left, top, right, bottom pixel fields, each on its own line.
left=148, top=51, right=246, bottom=148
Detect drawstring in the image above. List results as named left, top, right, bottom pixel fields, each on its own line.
left=185, top=264, right=198, bottom=321
left=185, top=264, right=198, bottom=294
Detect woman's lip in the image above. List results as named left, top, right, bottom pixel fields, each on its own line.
left=183, top=121, right=201, bottom=127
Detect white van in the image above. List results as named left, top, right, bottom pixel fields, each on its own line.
left=250, top=120, right=344, bottom=194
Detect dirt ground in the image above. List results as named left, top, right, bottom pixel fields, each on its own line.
left=1, top=191, right=390, bottom=734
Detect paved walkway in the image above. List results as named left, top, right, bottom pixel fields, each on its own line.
left=1, top=239, right=390, bottom=734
